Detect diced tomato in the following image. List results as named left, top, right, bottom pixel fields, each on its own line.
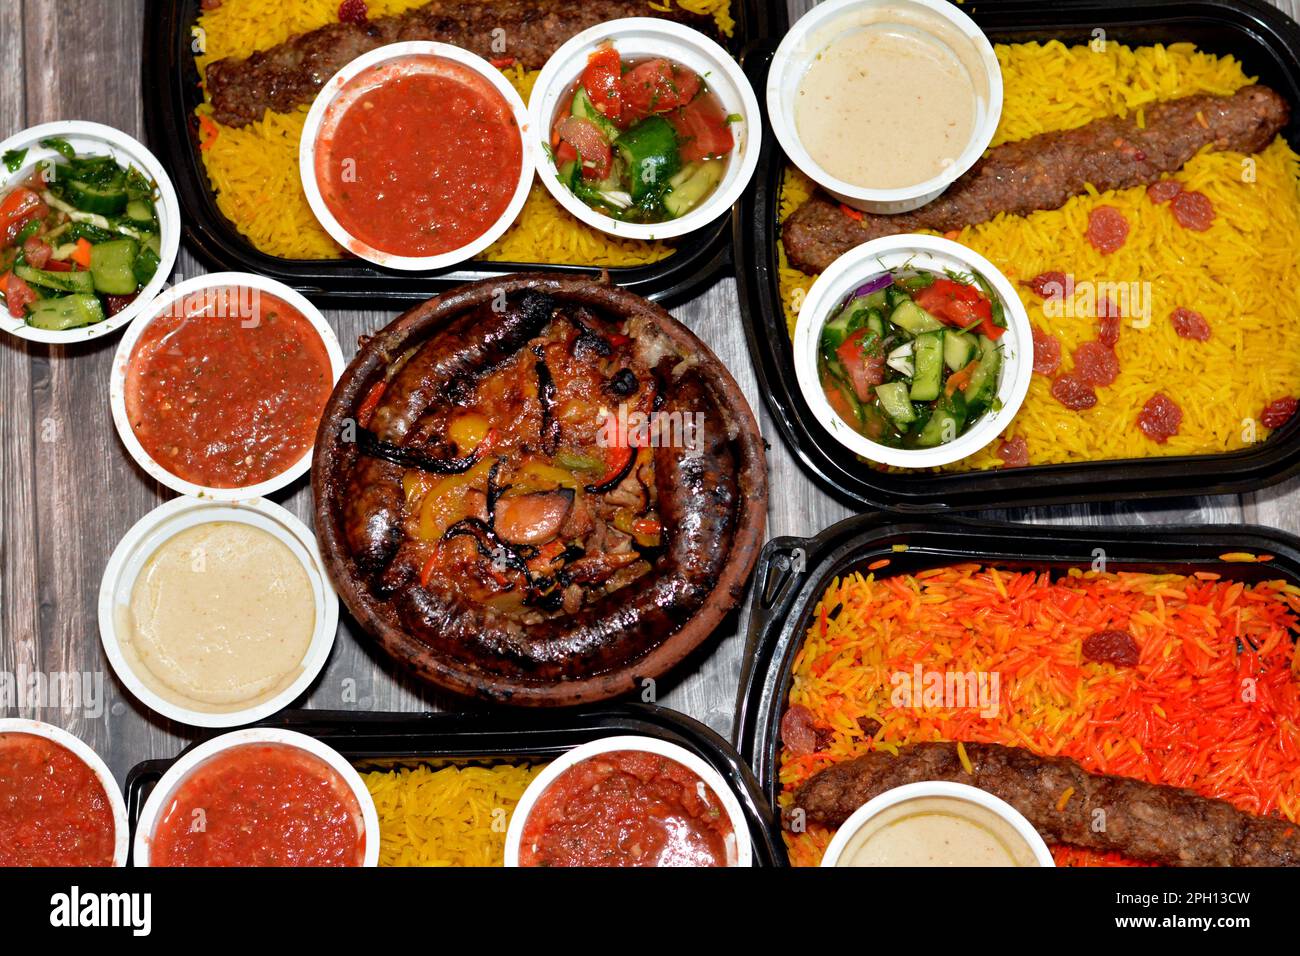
left=620, top=58, right=701, bottom=118
left=43, top=257, right=72, bottom=272
left=555, top=116, right=611, bottom=180
left=105, top=293, right=138, bottom=317
left=554, top=140, right=578, bottom=168
left=22, top=237, right=51, bottom=269
left=581, top=45, right=625, bottom=126
left=912, top=277, right=1003, bottom=339
left=668, top=95, right=735, bottom=162
left=1, top=272, right=36, bottom=317
left=1, top=187, right=46, bottom=246
left=836, top=327, right=885, bottom=402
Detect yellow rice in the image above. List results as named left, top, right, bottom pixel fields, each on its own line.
left=778, top=42, right=1300, bottom=468
left=363, top=761, right=541, bottom=867
left=191, top=0, right=733, bottom=262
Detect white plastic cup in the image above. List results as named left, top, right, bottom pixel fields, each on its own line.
left=109, top=271, right=344, bottom=500
left=504, top=734, right=753, bottom=867
left=793, top=234, right=1032, bottom=469
left=529, top=18, right=761, bottom=241
left=0, top=121, right=180, bottom=344
left=767, top=0, right=1002, bottom=214
left=133, top=728, right=379, bottom=867
left=97, top=496, right=339, bottom=728
left=0, top=718, right=130, bottom=867
left=299, top=42, right=534, bottom=270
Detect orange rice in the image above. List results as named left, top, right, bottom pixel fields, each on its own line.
left=779, top=563, right=1300, bottom=867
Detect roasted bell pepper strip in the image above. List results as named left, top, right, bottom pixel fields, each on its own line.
left=356, top=380, right=386, bottom=427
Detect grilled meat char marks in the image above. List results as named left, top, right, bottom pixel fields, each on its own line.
left=342, top=290, right=554, bottom=573
left=344, top=291, right=739, bottom=680
left=788, top=741, right=1300, bottom=867
left=205, top=0, right=716, bottom=128
left=782, top=86, right=1290, bottom=274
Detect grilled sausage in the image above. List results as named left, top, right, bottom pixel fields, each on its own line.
left=782, top=85, right=1291, bottom=274
left=787, top=741, right=1300, bottom=867
left=342, top=290, right=554, bottom=571
left=393, top=368, right=738, bottom=679
left=205, top=0, right=716, bottom=128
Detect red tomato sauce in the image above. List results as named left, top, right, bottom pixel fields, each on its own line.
left=125, top=288, right=333, bottom=489
left=519, top=749, right=734, bottom=867
left=150, top=744, right=365, bottom=867
left=317, top=57, right=522, bottom=257
left=0, top=733, right=117, bottom=867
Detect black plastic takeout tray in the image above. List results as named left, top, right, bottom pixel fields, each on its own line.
left=140, top=0, right=788, bottom=307
left=123, top=703, right=785, bottom=867
left=734, top=0, right=1300, bottom=511
left=730, top=512, right=1300, bottom=837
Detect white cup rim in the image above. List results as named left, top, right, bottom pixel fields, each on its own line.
left=0, top=718, right=130, bottom=867
left=108, top=271, right=344, bottom=500
left=819, top=780, right=1056, bottom=867
left=0, top=121, right=181, bottom=344
left=793, top=234, right=1033, bottom=469
left=766, top=0, right=1003, bottom=206
left=97, top=495, right=339, bottom=728
left=298, top=41, right=534, bottom=270
left=528, top=17, right=762, bottom=241
left=133, top=728, right=379, bottom=867
left=503, top=734, right=753, bottom=867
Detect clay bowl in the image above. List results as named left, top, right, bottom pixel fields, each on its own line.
left=312, top=274, right=768, bottom=705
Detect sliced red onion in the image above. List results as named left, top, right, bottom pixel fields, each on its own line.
left=848, top=272, right=893, bottom=302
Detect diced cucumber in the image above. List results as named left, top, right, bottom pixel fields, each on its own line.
left=885, top=286, right=910, bottom=311
left=943, top=331, right=978, bottom=372
left=859, top=289, right=888, bottom=312
left=865, top=308, right=884, bottom=337
left=909, top=330, right=945, bottom=402
left=90, top=238, right=139, bottom=295
left=141, top=232, right=161, bottom=256
left=963, top=335, right=1002, bottom=409
left=914, top=392, right=968, bottom=447
left=663, top=159, right=723, bottom=218
left=821, top=309, right=856, bottom=353
left=14, top=263, right=95, bottom=295
left=66, top=174, right=129, bottom=216
left=875, top=381, right=917, bottom=425
left=124, top=199, right=155, bottom=225
left=25, top=294, right=106, bottom=331
left=614, top=117, right=680, bottom=205
left=888, top=300, right=945, bottom=335
left=570, top=86, right=621, bottom=142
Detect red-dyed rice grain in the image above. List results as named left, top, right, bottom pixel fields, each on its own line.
left=779, top=564, right=1300, bottom=867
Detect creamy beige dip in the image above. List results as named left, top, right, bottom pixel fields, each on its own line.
left=121, top=522, right=315, bottom=713
left=835, top=796, right=1041, bottom=866
left=795, top=18, right=980, bottom=189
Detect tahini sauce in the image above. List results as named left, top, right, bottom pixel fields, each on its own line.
left=836, top=796, right=1042, bottom=866
left=795, top=23, right=978, bottom=189
left=123, top=522, right=315, bottom=712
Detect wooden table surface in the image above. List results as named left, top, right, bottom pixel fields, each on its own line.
left=2, top=0, right=1298, bottom=786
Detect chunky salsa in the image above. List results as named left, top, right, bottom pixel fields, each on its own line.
left=519, top=749, right=734, bottom=867
left=0, top=139, right=162, bottom=331
left=150, top=743, right=365, bottom=867
left=0, top=732, right=117, bottom=867
left=124, top=287, right=333, bottom=488
left=551, top=45, right=736, bottom=223
left=819, top=268, right=1007, bottom=449
left=316, top=56, right=523, bottom=257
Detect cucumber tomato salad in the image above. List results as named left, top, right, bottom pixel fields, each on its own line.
left=819, top=268, right=1007, bottom=449
left=0, top=139, right=162, bottom=331
left=550, top=45, right=737, bottom=223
